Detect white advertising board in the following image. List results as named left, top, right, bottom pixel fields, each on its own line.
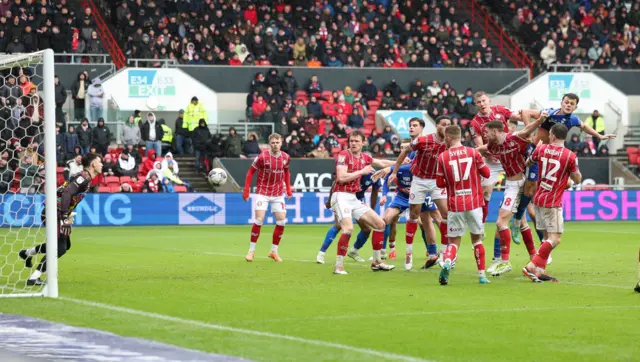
left=102, top=68, right=218, bottom=124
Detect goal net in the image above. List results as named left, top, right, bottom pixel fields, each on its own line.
left=0, top=50, right=58, bottom=298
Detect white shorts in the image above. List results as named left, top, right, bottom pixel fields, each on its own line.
left=447, top=208, right=483, bottom=238
left=500, top=177, right=525, bottom=213
left=331, top=192, right=371, bottom=222
left=409, top=176, right=446, bottom=205
left=534, top=205, right=564, bottom=233
left=481, top=159, right=503, bottom=187
left=254, top=194, right=286, bottom=214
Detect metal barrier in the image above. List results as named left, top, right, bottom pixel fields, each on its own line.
left=549, top=63, right=592, bottom=72
left=127, top=58, right=178, bottom=68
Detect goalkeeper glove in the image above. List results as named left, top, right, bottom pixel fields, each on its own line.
left=60, top=218, right=72, bottom=236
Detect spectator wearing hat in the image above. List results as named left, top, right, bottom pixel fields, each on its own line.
left=76, top=118, right=92, bottom=155
left=192, top=119, right=211, bottom=171
left=183, top=96, right=206, bottom=147
left=86, top=78, right=104, bottom=124
left=115, top=150, right=138, bottom=177
left=141, top=112, right=164, bottom=157
left=91, top=117, right=111, bottom=155
left=163, top=161, right=191, bottom=192
left=358, top=76, right=378, bottom=103
left=121, top=115, right=141, bottom=147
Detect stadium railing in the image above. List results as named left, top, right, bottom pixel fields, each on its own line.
left=127, top=58, right=178, bottom=68
left=53, top=53, right=113, bottom=64
left=549, top=64, right=593, bottom=72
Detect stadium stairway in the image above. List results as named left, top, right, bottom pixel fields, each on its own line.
left=173, top=155, right=213, bottom=192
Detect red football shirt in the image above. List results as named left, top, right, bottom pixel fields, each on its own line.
left=410, top=133, right=447, bottom=179
left=530, top=144, right=578, bottom=208
left=436, top=146, right=486, bottom=212
left=486, top=132, right=530, bottom=177
left=470, top=105, right=512, bottom=145
left=334, top=150, right=373, bottom=193
left=251, top=150, right=291, bottom=197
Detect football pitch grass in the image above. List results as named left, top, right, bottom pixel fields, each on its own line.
left=0, top=222, right=639, bottom=362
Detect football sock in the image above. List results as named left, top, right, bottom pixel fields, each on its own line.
left=353, top=229, right=370, bottom=250
left=473, top=241, right=486, bottom=272
left=439, top=220, right=449, bottom=246
left=29, top=270, right=42, bottom=280
left=26, top=247, right=38, bottom=256
left=389, top=240, right=396, bottom=251
left=498, top=228, right=511, bottom=261
left=420, top=226, right=427, bottom=249
left=521, top=226, right=537, bottom=257
left=383, top=224, right=391, bottom=249
left=536, top=229, right=544, bottom=243
left=514, top=195, right=531, bottom=220
left=406, top=219, right=418, bottom=245
left=337, top=233, right=351, bottom=257
left=270, top=244, right=278, bottom=252
left=444, top=244, right=458, bottom=262
left=427, top=243, right=437, bottom=256
left=493, top=236, right=501, bottom=259
left=249, top=242, right=257, bottom=252
left=272, top=222, right=285, bottom=246
left=320, top=226, right=339, bottom=252
left=372, top=229, right=384, bottom=251
left=250, top=222, right=262, bottom=243
left=532, top=240, right=555, bottom=269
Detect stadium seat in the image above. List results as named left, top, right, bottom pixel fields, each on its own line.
left=98, top=186, right=111, bottom=193
left=174, top=185, right=187, bottom=193
left=119, top=176, right=131, bottom=184
left=56, top=167, right=64, bottom=174
left=109, top=185, right=120, bottom=193
left=105, top=176, right=119, bottom=187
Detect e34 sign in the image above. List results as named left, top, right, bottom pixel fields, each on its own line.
left=128, top=70, right=176, bottom=98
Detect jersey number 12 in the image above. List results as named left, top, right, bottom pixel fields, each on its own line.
left=540, top=157, right=560, bottom=182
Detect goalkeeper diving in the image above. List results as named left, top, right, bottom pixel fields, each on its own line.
left=19, top=153, right=103, bottom=286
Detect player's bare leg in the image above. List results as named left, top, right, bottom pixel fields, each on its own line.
left=358, top=210, right=395, bottom=271
left=523, top=228, right=560, bottom=283
left=511, top=179, right=536, bottom=243
left=525, top=200, right=551, bottom=265
left=246, top=209, right=267, bottom=262
left=494, top=208, right=514, bottom=276
left=268, top=212, right=286, bottom=262
left=334, top=216, right=355, bottom=275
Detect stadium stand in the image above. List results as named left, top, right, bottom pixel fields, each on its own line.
left=99, top=0, right=516, bottom=69
left=481, top=0, right=640, bottom=71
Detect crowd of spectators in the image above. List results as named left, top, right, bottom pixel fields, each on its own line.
left=485, top=0, right=640, bottom=70
left=245, top=70, right=481, bottom=158
left=107, top=0, right=511, bottom=69
left=0, top=0, right=105, bottom=62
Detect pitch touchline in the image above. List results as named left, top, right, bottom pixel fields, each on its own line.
left=236, top=305, right=640, bottom=323
left=59, top=297, right=432, bottom=362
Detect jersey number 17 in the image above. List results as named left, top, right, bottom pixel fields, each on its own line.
left=449, top=157, right=472, bottom=182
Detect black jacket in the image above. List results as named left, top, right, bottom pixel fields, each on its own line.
left=175, top=116, right=187, bottom=136
left=55, top=81, right=67, bottom=106
left=91, top=122, right=111, bottom=147
left=192, top=122, right=211, bottom=151
left=141, top=120, right=164, bottom=142
left=76, top=125, right=92, bottom=147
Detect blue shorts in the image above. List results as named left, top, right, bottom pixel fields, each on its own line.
left=389, top=192, right=437, bottom=213
left=526, top=163, right=539, bottom=181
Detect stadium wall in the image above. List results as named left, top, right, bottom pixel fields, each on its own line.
left=1, top=191, right=637, bottom=227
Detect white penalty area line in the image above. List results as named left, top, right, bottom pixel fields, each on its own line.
left=59, top=297, right=432, bottom=362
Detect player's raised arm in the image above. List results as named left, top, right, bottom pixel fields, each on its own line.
left=391, top=144, right=410, bottom=182
left=579, top=120, right=617, bottom=141
left=371, top=158, right=396, bottom=169
left=519, top=109, right=542, bottom=127
left=518, top=111, right=548, bottom=139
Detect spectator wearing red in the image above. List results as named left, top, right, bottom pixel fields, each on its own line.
left=322, top=97, right=338, bottom=117
left=251, top=95, right=267, bottom=121
left=244, top=4, right=258, bottom=25
left=305, top=117, right=319, bottom=137
left=129, top=176, right=143, bottom=193
left=140, top=149, right=157, bottom=176
left=336, top=95, right=352, bottom=116
left=143, top=172, right=160, bottom=193
left=334, top=108, right=348, bottom=125
left=229, top=53, right=243, bottom=66
left=318, top=118, right=333, bottom=135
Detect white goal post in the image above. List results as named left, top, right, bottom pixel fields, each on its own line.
left=0, top=49, right=57, bottom=298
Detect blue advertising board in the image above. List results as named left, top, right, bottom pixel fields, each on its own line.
left=0, top=191, right=638, bottom=227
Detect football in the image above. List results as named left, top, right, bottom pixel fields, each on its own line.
left=208, top=168, right=228, bottom=186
